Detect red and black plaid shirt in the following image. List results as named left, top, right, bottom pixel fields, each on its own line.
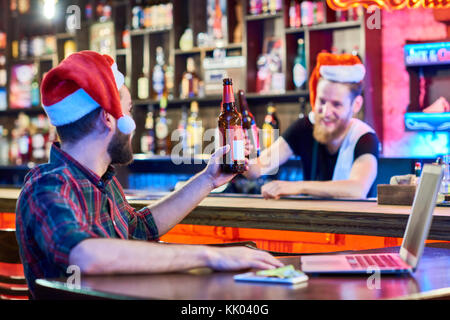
left=15, top=143, right=159, bottom=297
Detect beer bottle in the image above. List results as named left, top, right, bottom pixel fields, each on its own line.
left=262, top=103, right=279, bottom=149
left=237, top=90, right=260, bottom=158
left=218, top=78, right=245, bottom=174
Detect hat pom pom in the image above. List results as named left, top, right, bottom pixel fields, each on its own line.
left=117, top=115, right=136, bottom=134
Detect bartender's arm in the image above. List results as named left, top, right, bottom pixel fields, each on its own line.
left=261, top=153, right=377, bottom=199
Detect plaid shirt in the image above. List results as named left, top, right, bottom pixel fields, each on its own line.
left=15, top=143, right=159, bottom=297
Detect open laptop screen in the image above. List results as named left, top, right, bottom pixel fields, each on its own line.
left=401, top=165, right=443, bottom=259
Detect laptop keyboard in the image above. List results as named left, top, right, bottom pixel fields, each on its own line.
left=345, top=254, right=404, bottom=269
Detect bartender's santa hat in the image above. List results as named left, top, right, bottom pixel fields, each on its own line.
left=309, top=52, right=366, bottom=110
left=41, top=50, right=135, bottom=134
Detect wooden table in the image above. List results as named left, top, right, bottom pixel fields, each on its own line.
left=2, top=188, right=450, bottom=240
left=34, top=244, right=450, bottom=300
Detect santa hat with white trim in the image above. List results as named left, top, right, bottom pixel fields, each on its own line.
left=41, top=50, right=136, bottom=134
left=309, top=52, right=365, bottom=110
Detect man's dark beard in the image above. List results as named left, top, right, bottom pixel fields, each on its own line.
left=107, top=129, right=134, bottom=165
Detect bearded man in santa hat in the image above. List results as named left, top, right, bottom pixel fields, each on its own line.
left=15, top=51, right=282, bottom=298
left=245, top=52, right=380, bottom=199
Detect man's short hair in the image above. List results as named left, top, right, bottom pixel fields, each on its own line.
left=340, top=81, right=363, bottom=104
left=56, top=107, right=103, bottom=145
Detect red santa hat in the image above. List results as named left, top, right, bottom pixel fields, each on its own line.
left=41, top=50, right=135, bottom=134
left=309, top=52, right=365, bottom=110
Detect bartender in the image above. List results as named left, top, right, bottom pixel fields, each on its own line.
left=245, top=52, right=379, bottom=199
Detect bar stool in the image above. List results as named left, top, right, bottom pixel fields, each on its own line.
left=0, top=229, right=30, bottom=300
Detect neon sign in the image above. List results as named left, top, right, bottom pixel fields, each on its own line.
left=404, top=42, right=450, bottom=67
left=327, top=0, right=450, bottom=10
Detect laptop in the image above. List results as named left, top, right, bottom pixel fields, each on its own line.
left=300, top=163, right=444, bottom=274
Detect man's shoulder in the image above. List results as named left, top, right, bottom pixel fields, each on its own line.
left=20, top=162, right=75, bottom=198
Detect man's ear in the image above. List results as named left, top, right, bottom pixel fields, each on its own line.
left=99, top=109, right=114, bottom=132
left=352, top=95, right=363, bottom=115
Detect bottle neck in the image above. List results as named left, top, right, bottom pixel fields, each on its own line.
left=222, top=84, right=235, bottom=105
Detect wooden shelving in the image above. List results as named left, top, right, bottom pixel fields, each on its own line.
left=0, top=0, right=383, bottom=150
left=284, top=20, right=362, bottom=34
left=245, top=13, right=283, bottom=21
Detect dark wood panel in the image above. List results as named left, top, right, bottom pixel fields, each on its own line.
left=34, top=245, right=450, bottom=300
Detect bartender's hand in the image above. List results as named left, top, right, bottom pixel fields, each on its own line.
left=202, top=145, right=249, bottom=190
left=261, top=180, right=302, bottom=200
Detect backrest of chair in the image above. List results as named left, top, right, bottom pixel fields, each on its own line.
left=0, top=228, right=30, bottom=300
left=0, top=229, right=21, bottom=264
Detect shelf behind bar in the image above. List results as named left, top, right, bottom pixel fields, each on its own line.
left=245, top=13, right=283, bottom=21
left=129, top=26, right=172, bottom=36
left=174, top=43, right=243, bottom=55
left=133, top=90, right=309, bottom=107
left=284, top=20, right=362, bottom=34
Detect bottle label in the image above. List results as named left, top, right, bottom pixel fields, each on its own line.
left=220, top=125, right=244, bottom=163
left=156, top=121, right=168, bottom=140
left=232, top=139, right=245, bottom=161
left=293, top=63, right=307, bottom=88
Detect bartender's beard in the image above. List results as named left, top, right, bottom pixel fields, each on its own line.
left=107, top=129, right=134, bottom=165
left=313, top=112, right=351, bottom=145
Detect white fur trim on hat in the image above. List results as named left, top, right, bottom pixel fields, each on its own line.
left=111, top=62, right=125, bottom=90
left=319, top=64, right=365, bottom=83
left=43, top=88, right=100, bottom=126
left=117, top=115, right=136, bottom=134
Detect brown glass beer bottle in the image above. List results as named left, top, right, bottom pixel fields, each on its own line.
left=237, top=89, right=260, bottom=158
left=218, top=78, right=245, bottom=174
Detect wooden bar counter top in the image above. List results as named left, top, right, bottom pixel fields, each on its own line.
left=2, top=188, right=450, bottom=241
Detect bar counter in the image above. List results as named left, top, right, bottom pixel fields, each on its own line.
left=2, top=188, right=450, bottom=241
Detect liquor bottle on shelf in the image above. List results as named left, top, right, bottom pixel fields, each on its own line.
left=140, top=105, right=155, bottom=155
left=218, top=78, right=245, bottom=174
left=301, top=1, right=314, bottom=26
left=262, top=103, right=279, bottom=150
left=101, top=0, right=112, bottom=22
left=9, top=128, right=20, bottom=165
left=132, top=0, right=144, bottom=29
left=0, top=54, right=7, bottom=87
left=293, top=38, right=307, bottom=90
left=143, top=3, right=152, bottom=29
left=0, top=126, right=9, bottom=165
left=31, top=65, right=40, bottom=107
left=261, top=0, right=269, bottom=14
left=187, top=101, right=203, bottom=156
left=213, top=0, right=224, bottom=42
left=414, top=162, right=422, bottom=184
left=85, top=3, right=93, bottom=20
left=289, top=0, right=301, bottom=28
left=179, top=27, right=194, bottom=51
left=441, top=155, right=450, bottom=196
left=165, top=64, right=175, bottom=100
left=180, top=57, right=200, bottom=99
left=122, top=26, right=131, bottom=49
left=152, top=46, right=166, bottom=100
left=17, top=113, right=32, bottom=165
left=137, top=67, right=149, bottom=100
left=155, top=97, right=170, bottom=156
left=96, top=0, right=104, bottom=21
left=177, top=105, right=189, bottom=156
left=249, top=0, right=262, bottom=15
left=314, top=1, right=325, bottom=24
left=31, top=115, right=49, bottom=163
left=238, top=90, right=260, bottom=158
